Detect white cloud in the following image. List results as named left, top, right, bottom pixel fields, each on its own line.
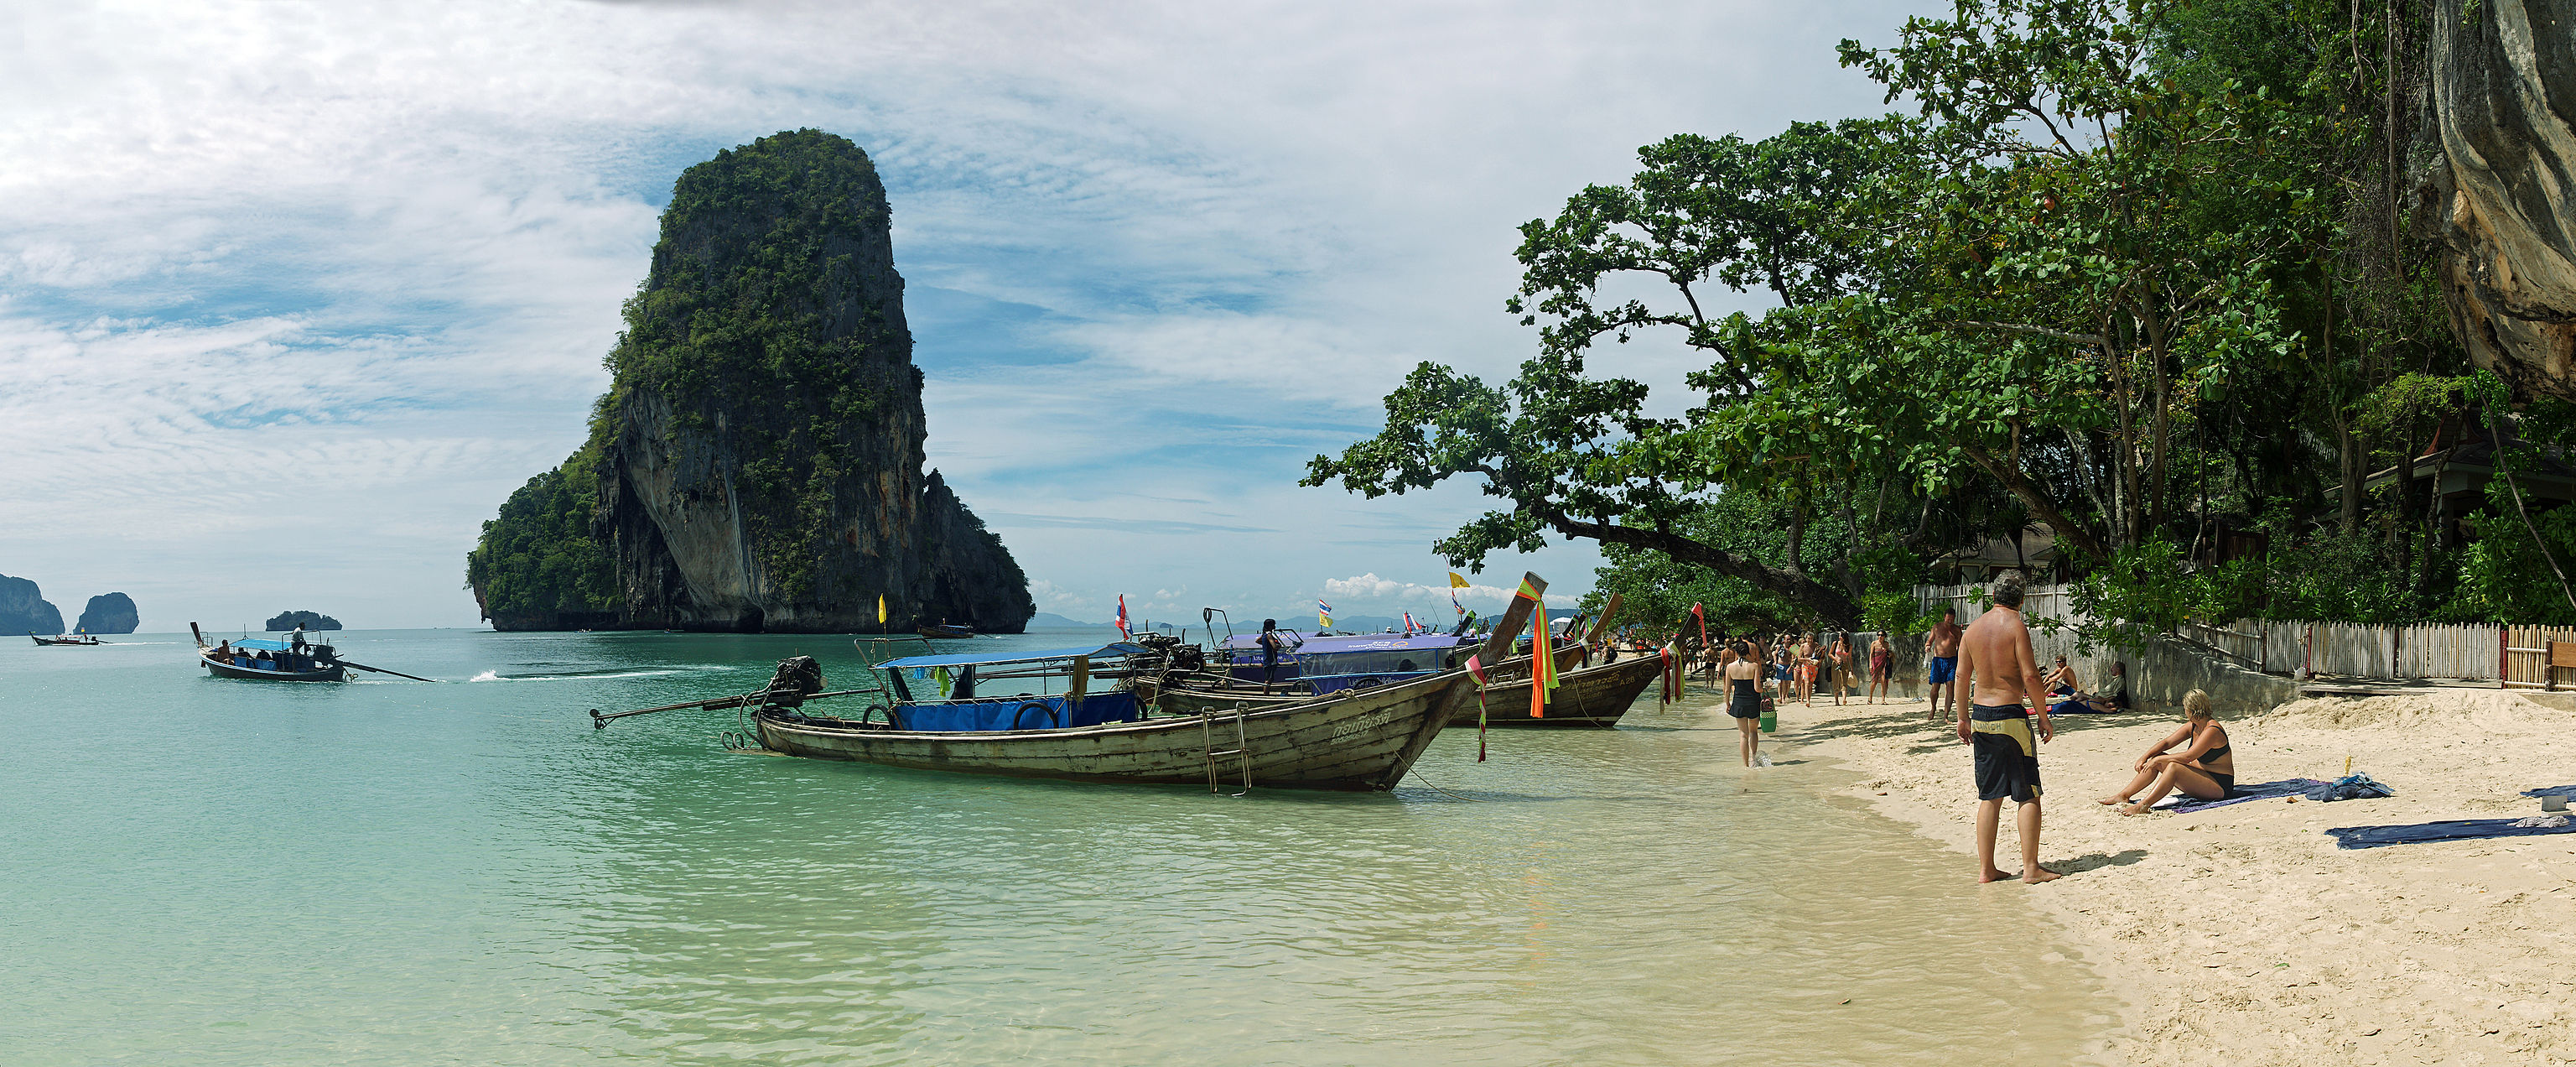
left=0, top=0, right=1924, bottom=627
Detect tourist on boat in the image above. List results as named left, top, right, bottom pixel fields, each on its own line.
left=1258, top=619, right=1289, bottom=695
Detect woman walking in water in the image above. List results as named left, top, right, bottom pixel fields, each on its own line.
left=1725, top=639, right=1766, bottom=767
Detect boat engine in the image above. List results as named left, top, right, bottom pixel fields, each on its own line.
left=763, top=656, right=826, bottom=708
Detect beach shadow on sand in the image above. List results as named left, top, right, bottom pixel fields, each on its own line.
left=2052, top=849, right=2148, bottom=873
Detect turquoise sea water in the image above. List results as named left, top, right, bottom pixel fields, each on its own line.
left=2, top=629, right=2117, bottom=1064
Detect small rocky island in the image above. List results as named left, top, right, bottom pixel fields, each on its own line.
left=467, top=130, right=1035, bottom=633
left=265, top=611, right=342, bottom=632
left=76, top=593, right=139, bottom=634
left=1, top=574, right=65, bottom=634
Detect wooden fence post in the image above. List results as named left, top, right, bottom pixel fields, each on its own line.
left=2501, top=625, right=2509, bottom=690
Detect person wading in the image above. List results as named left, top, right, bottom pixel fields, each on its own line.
left=1724, top=639, right=1766, bottom=768
left=1924, top=607, right=1963, bottom=725
left=1955, top=572, right=2059, bottom=884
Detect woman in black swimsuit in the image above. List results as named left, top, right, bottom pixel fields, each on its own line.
left=2097, top=689, right=2236, bottom=814
left=1724, top=640, right=1766, bottom=768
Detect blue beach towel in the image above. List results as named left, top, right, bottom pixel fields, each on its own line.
left=2326, top=816, right=2576, bottom=850
left=2520, top=784, right=2576, bottom=799
left=2153, top=778, right=2324, bottom=813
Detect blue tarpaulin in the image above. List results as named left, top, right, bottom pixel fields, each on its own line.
left=2326, top=817, right=2576, bottom=850
left=877, top=643, right=1147, bottom=670
left=890, top=691, right=1141, bottom=732
left=229, top=638, right=304, bottom=652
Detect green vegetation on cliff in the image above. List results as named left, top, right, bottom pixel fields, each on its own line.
left=607, top=129, right=917, bottom=600
left=468, top=129, right=1033, bottom=631
left=465, top=447, right=619, bottom=622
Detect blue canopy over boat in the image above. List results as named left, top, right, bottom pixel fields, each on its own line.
left=877, top=642, right=1148, bottom=670
left=230, top=638, right=308, bottom=652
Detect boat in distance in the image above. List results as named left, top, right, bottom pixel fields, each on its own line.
left=196, top=635, right=347, bottom=681
left=190, top=622, right=438, bottom=683
left=30, top=632, right=106, bottom=646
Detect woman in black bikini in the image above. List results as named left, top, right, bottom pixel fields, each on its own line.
left=2097, top=689, right=2235, bottom=815
left=1724, top=639, right=1766, bottom=768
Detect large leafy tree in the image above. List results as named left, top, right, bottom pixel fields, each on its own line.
left=1306, top=120, right=1928, bottom=627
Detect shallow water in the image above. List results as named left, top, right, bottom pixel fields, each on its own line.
left=0, top=630, right=2119, bottom=1064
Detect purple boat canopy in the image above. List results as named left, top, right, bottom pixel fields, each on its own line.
left=1218, top=633, right=1467, bottom=653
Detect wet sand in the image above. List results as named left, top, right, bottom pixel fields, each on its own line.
left=1770, top=686, right=2576, bottom=1065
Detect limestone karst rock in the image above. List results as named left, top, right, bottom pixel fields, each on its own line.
left=2423, top=0, right=2576, bottom=397
left=1, top=575, right=65, bottom=635
left=75, top=593, right=139, bottom=634
left=468, top=130, right=1035, bottom=633
left=264, top=611, right=341, bottom=632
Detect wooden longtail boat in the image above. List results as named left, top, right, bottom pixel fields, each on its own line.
left=189, top=622, right=434, bottom=683
left=917, top=622, right=976, bottom=639
left=751, top=668, right=1469, bottom=791
left=1443, top=652, right=1665, bottom=727
left=30, top=632, right=105, bottom=646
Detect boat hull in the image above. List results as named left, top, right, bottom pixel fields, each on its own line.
left=202, top=654, right=345, bottom=682
left=1142, top=649, right=1657, bottom=728
left=1444, top=653, right=1664, bottom=727
left=753, top=671, right=1467, bottom=791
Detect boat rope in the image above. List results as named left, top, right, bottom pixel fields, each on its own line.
left=1402, top=773, right=1480, bottom=802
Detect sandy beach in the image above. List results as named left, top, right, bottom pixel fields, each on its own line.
left=1766, top=684, right=2576, bottom=1065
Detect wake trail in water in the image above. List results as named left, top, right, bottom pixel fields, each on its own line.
left=467, top=665, right=739, bottom=683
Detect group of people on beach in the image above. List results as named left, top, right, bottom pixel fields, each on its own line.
left=1927, top=572, right=2238, bottom=883
left=1690, top=572, right=2241, bottom=885
left=1691, top=630, right=1902, bottom=707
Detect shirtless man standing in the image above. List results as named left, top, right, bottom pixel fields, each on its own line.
left=1924, top=607, right=1963, bottom=724
left=1955, top=572, right=2059, bottom=884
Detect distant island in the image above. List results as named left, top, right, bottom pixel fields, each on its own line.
left=75, top=593, right=139, bottom=634
left=2, top=574, right=66, bottom=635
left=266, top=611, right=342, bottom=632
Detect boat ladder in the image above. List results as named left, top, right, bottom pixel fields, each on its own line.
left=1201, top=702, right=1252, bottom=796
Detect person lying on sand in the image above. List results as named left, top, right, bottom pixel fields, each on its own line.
left=2096, top=689, right=2235, bottom=815
left=2063, top=662, right=2129, bottom=713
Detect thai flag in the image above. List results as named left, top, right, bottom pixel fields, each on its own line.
left=1318, top=599, right=1332, bottom=627
left=1404, top=611, right=1418, bottom=634
left=1115, top=594, right=1131, bottom=638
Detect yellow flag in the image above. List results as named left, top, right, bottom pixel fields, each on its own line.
left=878, top=595, right=887, bottom=624
left=1448, top=571, right=1470, bottom=589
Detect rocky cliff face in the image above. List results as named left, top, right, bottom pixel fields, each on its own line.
left=470, top=130, right=1033, bottom=633
left=2425, top=0, right=2576, bottom=397
left=0, top=575, right=64, bottom=635
left=75, top=593, right=138, bottom=634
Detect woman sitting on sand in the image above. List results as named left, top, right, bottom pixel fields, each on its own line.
left=2097, top=689, right=2236, bottom=815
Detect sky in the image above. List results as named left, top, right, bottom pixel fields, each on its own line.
left=0, top=0, right=1930, bottom=632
